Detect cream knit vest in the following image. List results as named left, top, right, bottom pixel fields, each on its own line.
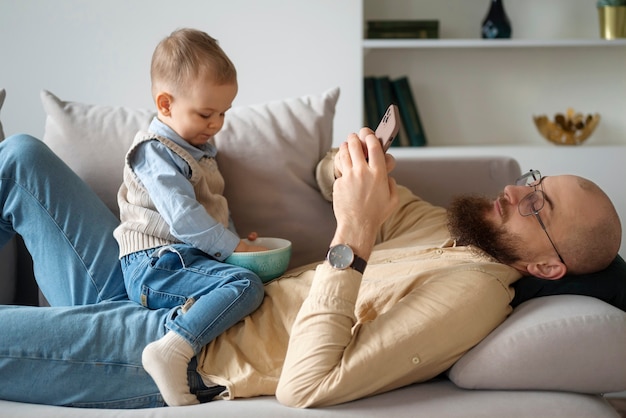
left=114, top=131, right=230, bottom=257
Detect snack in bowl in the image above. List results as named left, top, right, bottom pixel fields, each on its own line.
left=224, top=237, right=292, bottom=283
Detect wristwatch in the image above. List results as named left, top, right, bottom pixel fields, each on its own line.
left=326, top=244, right=367, bottom=274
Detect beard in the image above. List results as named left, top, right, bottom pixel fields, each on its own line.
left=447, top=194, right=522, bottom=265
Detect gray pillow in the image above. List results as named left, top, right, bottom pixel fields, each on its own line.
left=449, top=294, right=626, bottom=394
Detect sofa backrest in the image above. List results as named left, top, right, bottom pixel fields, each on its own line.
left=39, top=89, right=520, bottom=269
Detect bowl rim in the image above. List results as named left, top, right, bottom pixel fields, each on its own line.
left=227, top=237, right=292, bottom=258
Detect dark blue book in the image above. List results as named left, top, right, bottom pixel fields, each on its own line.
left=363, top=76, right=379, bottom=131
left=391, top=76, right=427, bottom=147
left=373, top=76, right=402, bottom=147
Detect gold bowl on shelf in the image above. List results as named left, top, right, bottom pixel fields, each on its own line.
left=533, top=108, right=600, bottom=146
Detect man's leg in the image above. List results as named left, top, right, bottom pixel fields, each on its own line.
left=0, top=134, right=126, bottom=305
left=0, top=301, right=169, bottom=407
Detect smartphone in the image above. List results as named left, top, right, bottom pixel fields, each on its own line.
left=374, top=104, right=400, bottom=152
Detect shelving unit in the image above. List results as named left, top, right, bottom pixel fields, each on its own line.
left=362, top=1, right=626, bottom=148
left=362, top=0, right=626, bottom=257
left=364, top=38, right=626, bottom=49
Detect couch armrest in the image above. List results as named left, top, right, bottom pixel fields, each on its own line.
left=392, top=155, right=521, bottom=208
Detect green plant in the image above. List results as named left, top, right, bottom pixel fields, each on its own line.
left=597, top=0, right=626, bottom=7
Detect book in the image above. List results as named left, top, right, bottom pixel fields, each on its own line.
left=363, top=76, right=379, bottom=131
left=391, top=76, right=427, bottom=147
left=373, top=76, right=403, bottom=148
left=366, top=20, right=439, bottom=39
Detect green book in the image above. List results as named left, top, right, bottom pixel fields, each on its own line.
left=373, top=76, right=402, bottom=147
left=367, top=29, right=438, bottom=39
left=367, top=20, right=439, bottom=39
left=363, top=76, right=379, bottom=130
left=367, top=20, right=439, bottom=31
left=391, top=77, right=427, bottom=147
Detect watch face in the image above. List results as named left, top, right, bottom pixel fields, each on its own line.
left=328, top=244, right=354, bottom=269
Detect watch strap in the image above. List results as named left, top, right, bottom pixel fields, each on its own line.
left=350, top=254, right=367, bottom=274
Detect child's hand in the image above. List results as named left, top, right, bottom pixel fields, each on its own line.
left=235, top=232, right=268, bottom=253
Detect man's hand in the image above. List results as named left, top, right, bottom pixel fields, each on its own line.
left=330, top=128, right=399, bottom=261
left=333, top=128, right=396, bottom=179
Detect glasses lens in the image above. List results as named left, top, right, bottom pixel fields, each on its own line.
left=519, top=190, right=544, bottom=216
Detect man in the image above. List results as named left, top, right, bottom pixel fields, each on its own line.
left=0, top=129, right=621, bottom=408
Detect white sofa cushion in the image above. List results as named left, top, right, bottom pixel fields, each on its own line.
left=0, top=88, right=5, bottom=140
left=40, top=88, right=339, bottom=268
left=448, top=294, right=626, bottom=393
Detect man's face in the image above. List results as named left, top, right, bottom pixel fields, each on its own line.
left=447, top=174, right=586, bottom=267
left=447, top=194, right=523, bottom=265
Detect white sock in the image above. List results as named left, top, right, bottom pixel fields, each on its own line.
left=142, top=331, right=199, bottom=406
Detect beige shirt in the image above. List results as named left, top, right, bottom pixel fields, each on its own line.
left=197, top=154, right=520, bottom=407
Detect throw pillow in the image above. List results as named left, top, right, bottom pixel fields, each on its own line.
left=214, top=89, right=339, bottom=268
left=449, top=294, right=626, bottom=394
left=513, top=254, right=626, bottom=312
left=40, top=90, right=155, bottom=213
left=0, top=88, right=5, bottom=140
left=40, top=88, right=339, bottom=268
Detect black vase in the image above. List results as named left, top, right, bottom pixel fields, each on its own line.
left=481, top=0, right=512, bottom=39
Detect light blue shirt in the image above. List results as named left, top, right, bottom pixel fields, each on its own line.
left=129, top=117, right=240, bottom=260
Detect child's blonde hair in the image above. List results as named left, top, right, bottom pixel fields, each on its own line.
left=150, top=28, right=237, bottom=98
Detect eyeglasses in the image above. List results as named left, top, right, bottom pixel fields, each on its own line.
left=514, top=169, right=566, bottom=265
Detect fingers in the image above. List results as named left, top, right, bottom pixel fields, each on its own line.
left=358, top=127, right=375, bottom=141
left=336, top=128, right=395, bottom=175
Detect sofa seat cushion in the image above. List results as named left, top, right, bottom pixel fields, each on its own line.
left=0, top=378, right=620, bottom=418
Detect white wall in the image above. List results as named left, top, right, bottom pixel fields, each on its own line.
left=0, top=0, right=362, bottom=144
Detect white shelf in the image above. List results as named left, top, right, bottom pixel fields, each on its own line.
left=363, top=38, right=626, bottom=50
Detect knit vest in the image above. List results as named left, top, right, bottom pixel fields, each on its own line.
left=113, top=131, right=230, bottom=257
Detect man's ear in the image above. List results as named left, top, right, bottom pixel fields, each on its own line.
left=526, top=260, right=567, bottom=280
left=155, top=92, right=173, bottom=116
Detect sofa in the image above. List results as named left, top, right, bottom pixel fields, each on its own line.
left=0, top=87, right=625, bottom=417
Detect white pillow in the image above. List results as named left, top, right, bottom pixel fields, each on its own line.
left=41, top=88, right=340, bottom=268
left=41, top=90, right=155, bottom=213
left=0, top=88, right=6, bottom=140
left=214, top=89, right=339, bottom=268
left=448, top=294, right=626, bottom=394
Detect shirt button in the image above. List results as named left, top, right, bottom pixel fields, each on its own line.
left=412, top=356, right=420, bottom=365
left=215, top=252, right=222, bottom=258
left=436, top=249, right=443, bottom=255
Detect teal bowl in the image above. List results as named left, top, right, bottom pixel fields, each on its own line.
left=224, top=237, right=292, bottom=283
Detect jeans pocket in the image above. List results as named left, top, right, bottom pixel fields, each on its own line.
left=140, top=284, right=186, bottom=309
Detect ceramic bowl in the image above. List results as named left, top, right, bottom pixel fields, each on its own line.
left=224, top=237, right=292, bottom=283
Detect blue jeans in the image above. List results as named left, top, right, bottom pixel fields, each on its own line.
left=122, top=245, right=264, bottom=353
left=0, top=135, right=227, bottom=407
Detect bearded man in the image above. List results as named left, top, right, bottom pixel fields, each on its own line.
left=0, top=129, right=621, bottom=408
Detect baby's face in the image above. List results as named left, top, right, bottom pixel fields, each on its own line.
left=164, top=80, right=238, bottom=147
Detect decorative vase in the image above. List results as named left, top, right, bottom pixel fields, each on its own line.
left=598, top=6, right=626, bottom=39
left=481, top=0, right=512, bottom=39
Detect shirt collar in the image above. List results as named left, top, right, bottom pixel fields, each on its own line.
left=149, top=117, right=217, bottom=159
